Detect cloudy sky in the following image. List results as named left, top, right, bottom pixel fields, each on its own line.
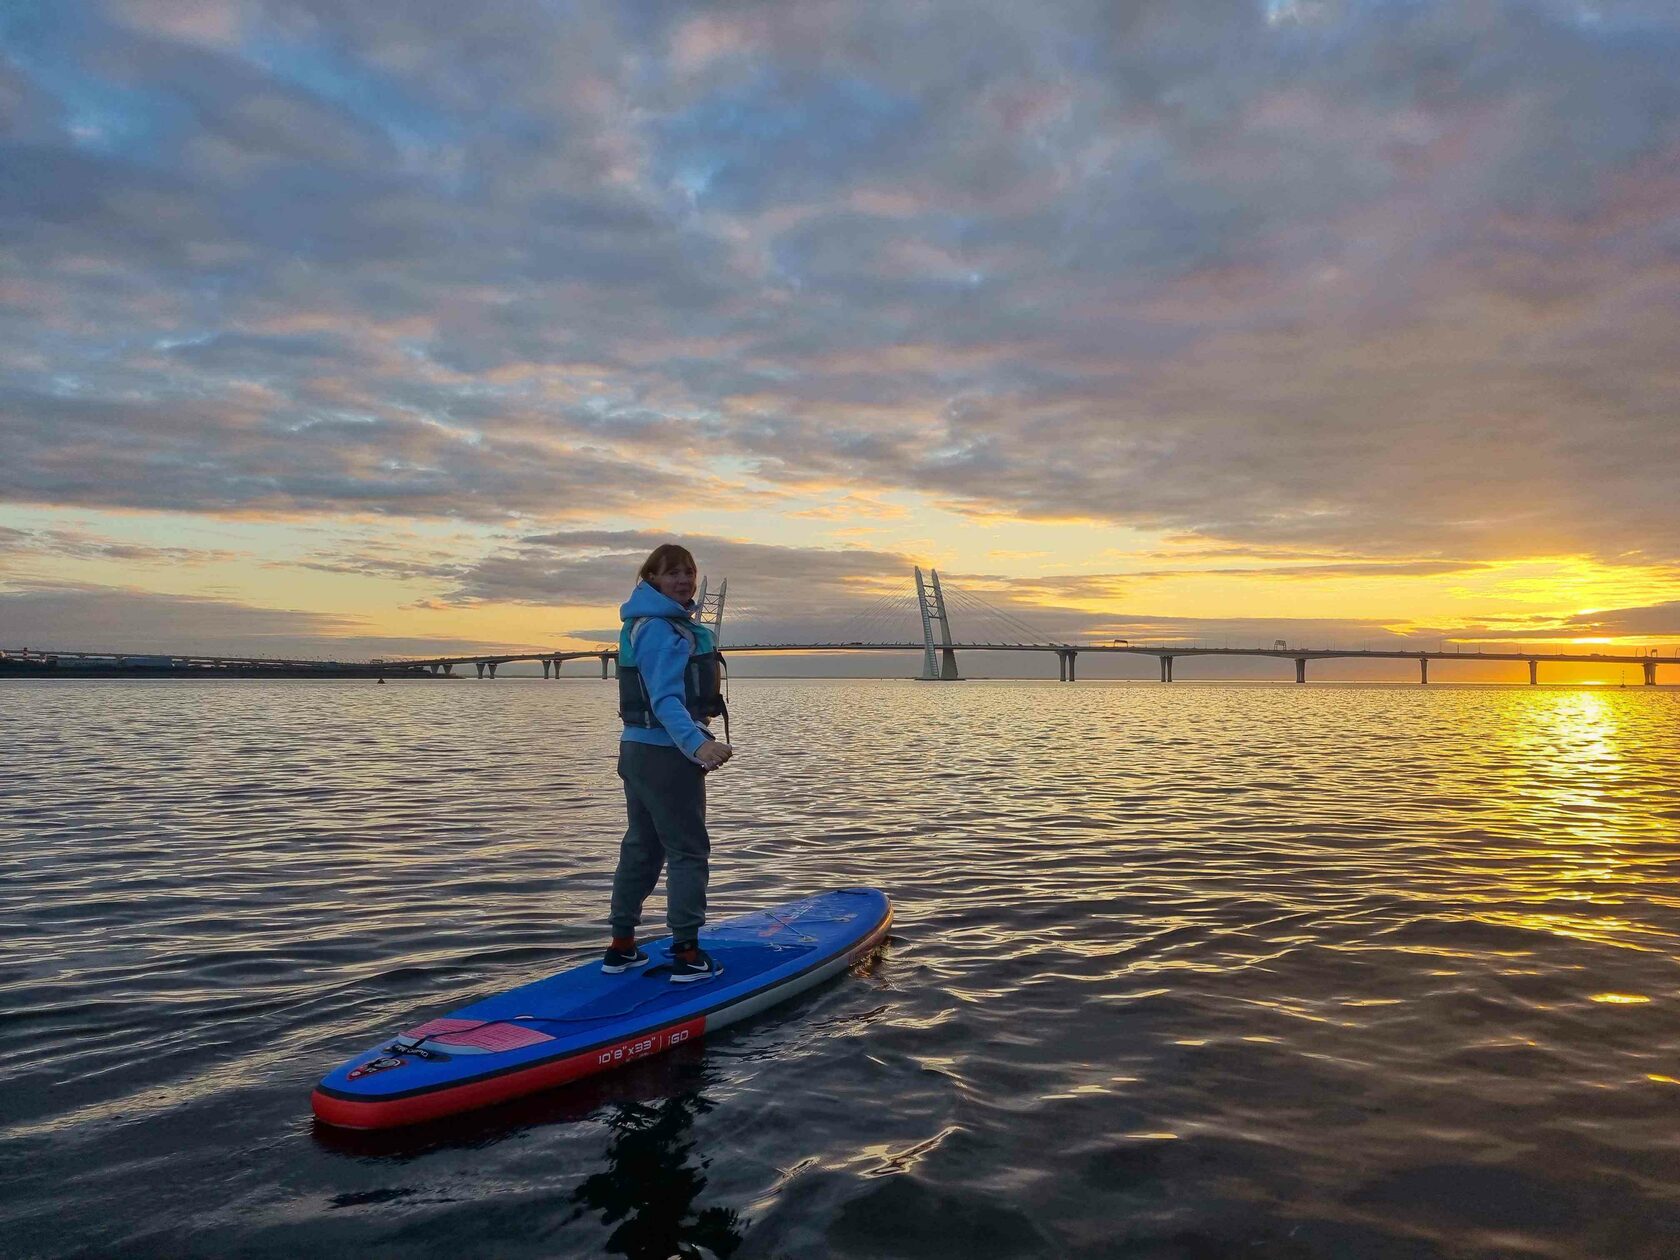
left=3, top=0, right=1678, bottom=677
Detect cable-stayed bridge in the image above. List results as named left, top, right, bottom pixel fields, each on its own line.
left=6, top=568, right=1676, bottom=683
left=710, top=568, right=1678, bottom=685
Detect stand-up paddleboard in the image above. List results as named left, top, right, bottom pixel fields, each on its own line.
left=312, top=887, right=891, bottom=1130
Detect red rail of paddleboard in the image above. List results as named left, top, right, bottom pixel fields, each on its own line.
left=311, top=1014, right=706, bottom=1130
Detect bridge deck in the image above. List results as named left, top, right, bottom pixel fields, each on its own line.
left=8, top=644, right=1674, bottom=673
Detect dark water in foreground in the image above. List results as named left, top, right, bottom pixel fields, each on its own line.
left=4, top=678, right=1680, bottom=1259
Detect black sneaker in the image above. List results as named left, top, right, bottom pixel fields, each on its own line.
left=601, top=943, right=650, bottom=974
left=669, top=947, right=721, bottom=983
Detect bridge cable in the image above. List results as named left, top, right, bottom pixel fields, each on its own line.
left=939, top=582, right=1065, bottom=646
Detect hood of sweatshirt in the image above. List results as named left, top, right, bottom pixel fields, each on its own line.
left=618, top=580, right=694, bottom=623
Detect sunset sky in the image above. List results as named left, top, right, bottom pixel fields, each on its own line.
left=3, top=1, right=1678, bottom=678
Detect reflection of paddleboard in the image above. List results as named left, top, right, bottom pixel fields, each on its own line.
left=311, top=887, right=892, bottom=1130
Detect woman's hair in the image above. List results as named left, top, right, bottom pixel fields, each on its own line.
left=638, top=543, right=696, bottom=583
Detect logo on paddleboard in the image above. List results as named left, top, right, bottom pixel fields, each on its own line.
left=347, top=1055, right=406, bottom=1080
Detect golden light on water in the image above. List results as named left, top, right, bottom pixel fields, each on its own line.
left=1474, top=912, right=1660, bottom=953
left=1457, top=690, right=1673, bottom=960
left=1492, top=691, right=1628, bottom=841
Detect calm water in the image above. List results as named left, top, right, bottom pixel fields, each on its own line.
left=4, top=678, right=1680, bottom=1259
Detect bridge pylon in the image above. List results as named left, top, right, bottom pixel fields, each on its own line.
left=696, top=577, right=727, bottom=644
left=914, top=567, right=961, bottom=681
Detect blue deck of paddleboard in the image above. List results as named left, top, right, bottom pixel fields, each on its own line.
left=319, top=888, right=888, bottom=1100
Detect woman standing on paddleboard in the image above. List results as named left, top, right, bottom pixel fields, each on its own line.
left=604, top=543, right=733, bottom=982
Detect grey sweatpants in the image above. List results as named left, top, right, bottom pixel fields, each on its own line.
left=609, top=741, right=710, bottom=940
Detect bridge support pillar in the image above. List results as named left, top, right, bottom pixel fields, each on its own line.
left=914, top=567, right=962, bottom=680
left=934, top=572, right=960, bottom=680
left=488, top=662, right=498, bottom=679
left=603, top=654, right=612, bottom=679
left=475, top=661, right=485, bottom=679
left=542, top=659, right=551, bottom=679
left=1055, top=649, right=1077, bottom=682
left=1645, top=661, right=1658, bottom=685
left=1295, top=658, right=1306, bottom=684
left=1529, top=660, right=1538, bottom=685
left=1419, top=657, right=1429, bottom=685
left=1160, top=656, right=1173, bottom=683
left=444, top=663, right=453, bottom=676
left=430, top=663, right=440, bottom=675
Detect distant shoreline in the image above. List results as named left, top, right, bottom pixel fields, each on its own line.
left=0, top=661, right=450, bottom=680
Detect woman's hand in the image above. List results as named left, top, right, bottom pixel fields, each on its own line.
left=695, top=739, right=734, bottom=771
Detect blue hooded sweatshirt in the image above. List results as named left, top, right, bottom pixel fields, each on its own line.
left=618, top=581, right=713, bottom=761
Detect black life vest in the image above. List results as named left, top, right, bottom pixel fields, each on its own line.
left=617, top=617, right=727, bottom=734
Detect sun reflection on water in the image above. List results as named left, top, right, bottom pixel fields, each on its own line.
left=1459, top=689, right=1676, bottom=958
